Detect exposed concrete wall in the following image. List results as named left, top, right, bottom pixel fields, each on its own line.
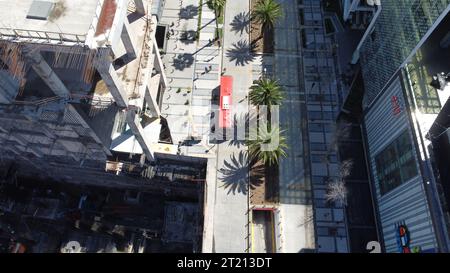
left=24, top=49, right=71, bottom=97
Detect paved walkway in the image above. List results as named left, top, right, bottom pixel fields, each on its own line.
left=207, top=0, right=255, bottom=253
left=273, top=0, right=348, bottom=252
left=271, top=0, right=316, bottom=253
left=159, top=0, right=220, bottom=157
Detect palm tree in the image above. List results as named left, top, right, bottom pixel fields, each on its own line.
left=208, top=0, right=226, bottom=44
left=249, top=78, right=283, bottom=107
left=252, top=0, right=282, bottom=38
left=249, top=78, right=284, bottom=129
left=208, top=0, right=226, bottom=17
left=247, top=124, right=287, bottom=166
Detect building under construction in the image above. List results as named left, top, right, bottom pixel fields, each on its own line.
left=0, top=0, right=174, bottom=171
left=0, top=0, right=207, bottom=253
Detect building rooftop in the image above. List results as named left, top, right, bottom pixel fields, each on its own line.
left=0, top=0, right=100, bottom=42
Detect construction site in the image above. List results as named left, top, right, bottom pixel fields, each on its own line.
left=0, top=0, right=207, bottom=253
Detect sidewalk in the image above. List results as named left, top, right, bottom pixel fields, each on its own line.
left=273, top=0, right=348, bottom=252
left=208, top=0, right=255, bottom=253
left=268, top=0, right=317, bottom=252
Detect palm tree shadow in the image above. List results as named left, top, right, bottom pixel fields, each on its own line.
left=180, top=30, right=197, bottom=45
left=226, top=40, right=256, bottom=66
left=172, top=53, right=194, bottom=71
left=219, top=151, right=264, bottom=195
left=179, top=5, right=198, bottom=20
left=230, top=12, right=250, bottom=35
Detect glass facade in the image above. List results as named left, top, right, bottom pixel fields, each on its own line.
left=406, top=51, right=441, bottom=114
left=360, top=0, right=450, bottom=105
left=375, top=130, right=418, bottom=195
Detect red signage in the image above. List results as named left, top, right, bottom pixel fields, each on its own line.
left=391, top=96, right=402, bottom=115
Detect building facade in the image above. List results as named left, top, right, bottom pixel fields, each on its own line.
left=347, top=0, right=450, bottom=252
left=359, top=0, right=450, bottom=105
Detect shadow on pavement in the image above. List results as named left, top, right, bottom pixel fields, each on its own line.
left=226, top=40, right=256, bottom=66
left=172, top=53, right=195, bottom=71
left=179, top=5, right=198, bottom=20
left=219, top=151, right=264, bottom=195
left=230, top=12, right=250, bottom=35
left=180, top=30, right=197, bottom=45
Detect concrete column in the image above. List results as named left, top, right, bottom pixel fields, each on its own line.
left=126, top=106, right=155, bottom=162
left=25, top=50, right=70, bottom=97
left=95, top=62, right=129, bottom=108
left=153, top=39, right=168, bottom=89
left=145, top=74, right=161, bottom=117
left=134, top=0, right=146, bottom=14
left=121, top=20, right=138, bottom=59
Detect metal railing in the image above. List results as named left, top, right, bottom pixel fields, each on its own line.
left=0, top=28, right=87, bottom=43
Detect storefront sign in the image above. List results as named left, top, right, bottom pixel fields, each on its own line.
left=391, top=96, right=402, bottom=116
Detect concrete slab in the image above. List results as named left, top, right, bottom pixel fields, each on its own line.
left=0, top=0, right=98, bottom=38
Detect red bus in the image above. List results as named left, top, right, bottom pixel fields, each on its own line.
left=219, top=76, right=233, bottom=128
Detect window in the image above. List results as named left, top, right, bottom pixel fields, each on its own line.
left=375, top=130, right=418, bottom=195
left=407, top=52, right=441, bottom=114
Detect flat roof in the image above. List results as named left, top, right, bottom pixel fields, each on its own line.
left=0, top=0, right=99, bottom=40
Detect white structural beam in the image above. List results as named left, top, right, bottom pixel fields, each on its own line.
left=95, top=61, right=129, bottom=108
left=152, top=39, right=168, bottom=89
left=145, top=74, right=161, bottom=117
left=126, top=106, right=155, bottom=162
left=121, top=19, right=139, bottom=59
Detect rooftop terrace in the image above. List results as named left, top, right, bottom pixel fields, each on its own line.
left=0, top=0, right=101, bottom=43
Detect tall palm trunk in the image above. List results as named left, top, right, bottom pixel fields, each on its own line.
left=214, top=7, right=222, bottom=41
left=258, top=22, right=267, bottom=40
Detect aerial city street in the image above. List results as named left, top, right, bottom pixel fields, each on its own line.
left=1, top=0, right=450, bottom=256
